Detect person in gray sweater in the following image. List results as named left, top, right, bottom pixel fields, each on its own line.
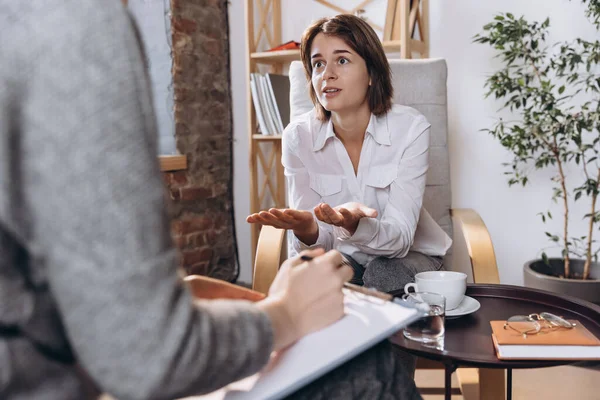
left=0, top=1, right=422, bottom=399
left=0, top=1, right=355, bottom=398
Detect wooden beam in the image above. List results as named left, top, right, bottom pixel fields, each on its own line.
left=399, top=0, right=410, bottom=58
left=255, top=0, right=273, bottom=49
left=409, top=38, right=426, bottom=55
left=246, top=0, right=260, bottom=263
left=315, top=0, right=383, bottom=31
left=352, top=0, right=375, bottom=13
left=314, top=0, right=347, bottom=15
left=272, top=0, right=281, bottom=54
left=159, top=155, right=187, bottom=172
left=271, top=0, right=283, bottom=73
left=256, top=146, right=277, bottom=206
left=383, top=0, right=397, bottom=41
left=274, top=141, right=285, bottom=207
left=421, top=0, right=429, bottom=57
left=252, top=134, right=283, bottom=140
left=409, top=0, right=419, bottom=38
left=250, top=49, right=301, bottom=64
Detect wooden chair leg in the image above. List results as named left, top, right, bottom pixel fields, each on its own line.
left=454, top=368, right=506, bottom=400
left=252, top=225, right=285, bottom=295
left=478, top=368, right=505, bottom=400
left=456, top=368, right=480, bottom=400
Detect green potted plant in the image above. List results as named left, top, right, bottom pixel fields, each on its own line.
left=474, top=0, right=600, bottom=304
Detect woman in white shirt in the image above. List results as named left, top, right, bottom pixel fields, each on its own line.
left=248, top=14, right=452, bottom=296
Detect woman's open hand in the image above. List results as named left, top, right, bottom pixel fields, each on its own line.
left=314, top=202, right=378, bottom=235
left=246, top=208, right=320, bottom=245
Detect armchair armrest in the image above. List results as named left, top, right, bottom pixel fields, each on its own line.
left=184, top=275, right=266, bottom=302
left=252, top=226, right=285, bottom=295
left=449, top=209, right=503, bottom=400
left=450, top=208, right=499, bottom=284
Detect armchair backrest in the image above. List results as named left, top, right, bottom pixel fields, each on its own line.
left=287, top=59, right=452, bottom=239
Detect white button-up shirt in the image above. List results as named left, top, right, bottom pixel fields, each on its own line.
left=282, top=104, right=452, bottom=265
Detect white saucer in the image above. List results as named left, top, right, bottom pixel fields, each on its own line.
left=446, top=296, right=480, bottom=318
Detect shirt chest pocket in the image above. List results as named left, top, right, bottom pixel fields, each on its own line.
left=309, top=173, right=343, bottom=202
left=365, top=164, right=397, bottom=208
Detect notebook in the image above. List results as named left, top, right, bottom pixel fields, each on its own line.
left=187, top=289, right=421, bottom=400
left=490, top=320, right=600, bottom=360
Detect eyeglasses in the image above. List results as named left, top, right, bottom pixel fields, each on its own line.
left=503, top=312, right=575, bottom=338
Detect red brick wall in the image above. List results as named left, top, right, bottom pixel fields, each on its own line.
left=166, top=0, right=237, bottom=281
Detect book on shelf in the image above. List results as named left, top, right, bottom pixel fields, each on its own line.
left=267, top=40, right=300, bottom=52
left=249, top=74, right=271, bottom=136
left=255, top=73, right=278, bottom=135
left=258, top=74, right=280, bottom=135
left=265, top=73, right=290, bottom=133
left=490, top=320, right=600, bottom=360
left=249, top=73, right=290, bottom=136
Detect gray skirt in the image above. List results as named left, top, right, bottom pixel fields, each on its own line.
left=285, top=340, right=423, bottom=400
left=346, top=251, right=444, bottom=295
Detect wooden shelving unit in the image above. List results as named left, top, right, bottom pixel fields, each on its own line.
left=250, top=49, right=301, bottom=64
left=159, top=154, right=187, bottom=172
left=249, top=40, right=425, bottom=64
left=245, top=0, right=429, bottom=261
left=252, top=134, right=284, bottom=141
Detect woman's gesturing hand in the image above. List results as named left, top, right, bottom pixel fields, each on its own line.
left=246, top=208, right=320, bottom=245
left=314, top=202, right=378, bottom=235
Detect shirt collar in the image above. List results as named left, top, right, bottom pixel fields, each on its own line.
left=366, top=113, right=392, bottom=146
left=312, top=112, right=391, bottom=152
left=312, top=118, right=336, bottom=151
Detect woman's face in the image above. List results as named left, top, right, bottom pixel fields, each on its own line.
left=309, top=33, right=370, bottom=115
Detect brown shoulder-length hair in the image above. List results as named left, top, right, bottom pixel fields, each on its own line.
left=300, top=14, right=393, bottom=121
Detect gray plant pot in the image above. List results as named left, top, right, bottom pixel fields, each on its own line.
left=524, top=258, right=600, bottom=305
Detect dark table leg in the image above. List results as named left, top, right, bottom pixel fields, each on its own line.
left=507, top=368, right=512, bottom=400
left=444, top=363, right=457, bottom=400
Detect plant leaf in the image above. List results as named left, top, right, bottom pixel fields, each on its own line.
left=542, top=252, right=550, bottom=265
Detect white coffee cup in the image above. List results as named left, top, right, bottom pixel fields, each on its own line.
left=404, top=271, right=467, bottom=311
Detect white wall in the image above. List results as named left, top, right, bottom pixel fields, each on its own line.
left=229, top=0, right=597, bottom=285
left=129, top=0, right=176, bottom=154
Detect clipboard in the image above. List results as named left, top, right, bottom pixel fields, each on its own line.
left=187, top=288, right=422, bottom=400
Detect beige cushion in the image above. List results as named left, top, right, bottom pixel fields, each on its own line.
left=288, top=61, right=312, bottom=122
left=287, top=59, right=452, bottom=239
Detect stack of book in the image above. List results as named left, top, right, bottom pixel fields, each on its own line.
left=249, top=73, right=290, bottom=136
left=490, top=320, right=600, bottom=360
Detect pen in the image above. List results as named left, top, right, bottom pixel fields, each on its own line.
left=299, top=254, right=395, bottom=303
left=299, top=254, right=429, bottom=313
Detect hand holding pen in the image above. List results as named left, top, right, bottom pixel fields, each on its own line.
left=264, top=249, right=354, bottom=349
left=299, top=253, right=397, bottom=303
left=299, top=253, right=430, bottom=312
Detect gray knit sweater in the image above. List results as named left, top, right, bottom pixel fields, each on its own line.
left=0, top=1, right=273, bottom=399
